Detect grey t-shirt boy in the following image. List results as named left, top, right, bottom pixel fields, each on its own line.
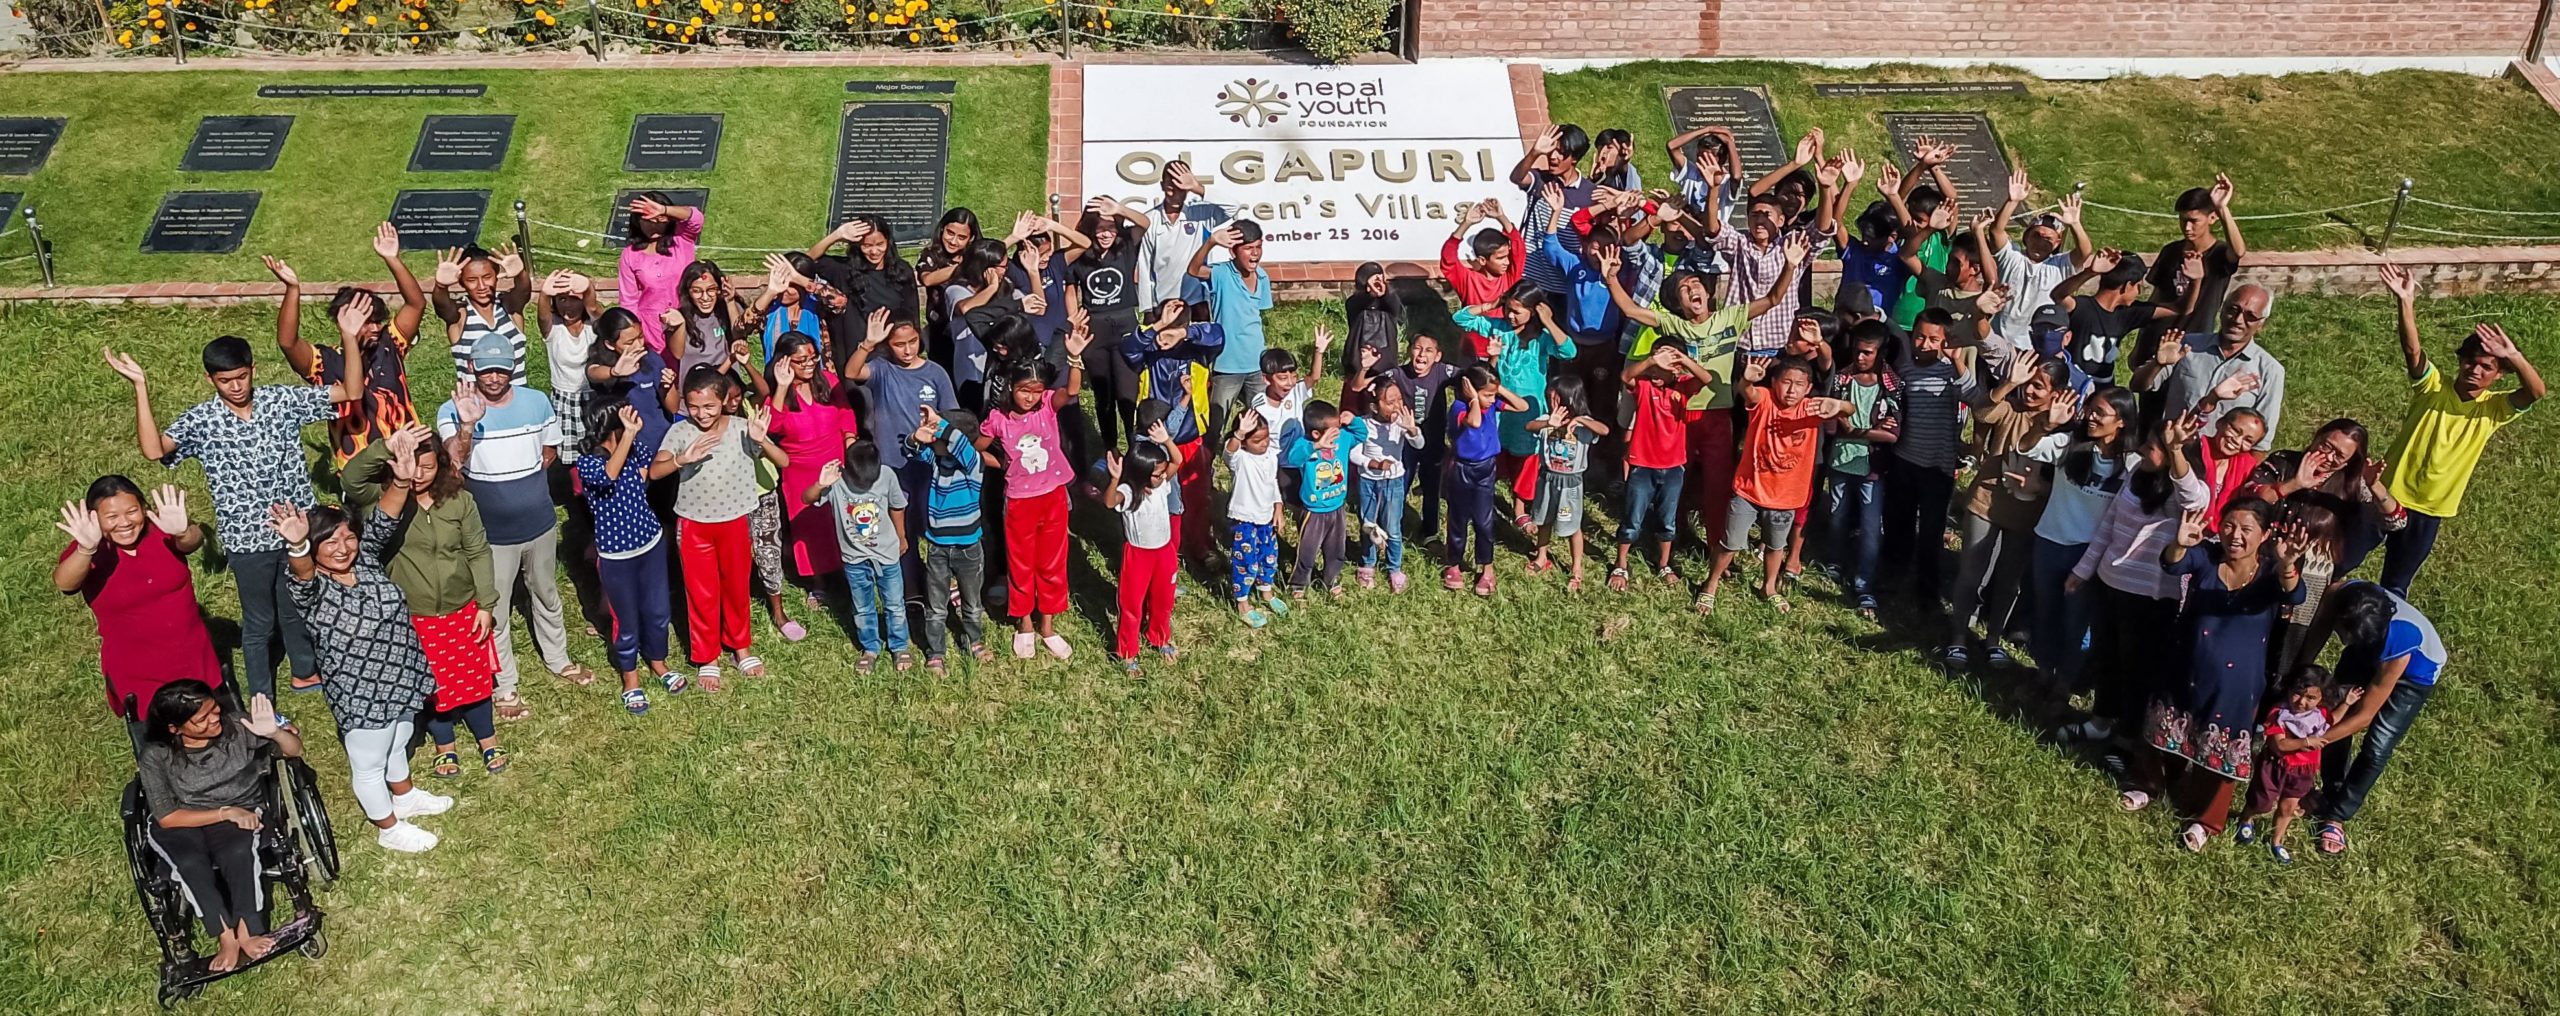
left=824, top=467, right=908, bottom=566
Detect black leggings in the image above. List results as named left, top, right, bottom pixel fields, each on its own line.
left=149, top=821, right=266, bottom=938
left=426, top=698, right=496, bottom=747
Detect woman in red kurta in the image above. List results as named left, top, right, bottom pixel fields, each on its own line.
left=52, top=475, right=223, bottom=721
left=764, top=332, right=860, bottom=595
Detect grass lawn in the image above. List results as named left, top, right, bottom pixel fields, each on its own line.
left=1544, top=62, right=2560, bottom=251
left=0, top=65, right=1048, bottom=286
left=2, top=290, right=2557, bottom=1013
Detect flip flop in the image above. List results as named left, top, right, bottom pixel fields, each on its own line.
left=1012, top=632, right=1038, bottom=659
left=1042, top=635, right=1073, bottom=660
left=734, top=654, right=768, bottom=677
left=779, top=621, right=809, bottom=643
left=2318, top=822, right=2348, bottom=855
left=693, top=663, right=725, bottom=693
left=553, top=663, right=598, bottom=687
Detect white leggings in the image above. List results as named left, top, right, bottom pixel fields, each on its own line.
left=343, top=721, right=414, bottom=821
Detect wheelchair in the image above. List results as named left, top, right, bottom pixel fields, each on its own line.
left=118, top=692, right=338, bottom=1008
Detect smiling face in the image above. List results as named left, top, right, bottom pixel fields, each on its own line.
left=859, top=229, right=891, bottom=267
left=2455, top=349, right=2508, bottom=398
left=1910, top=322, right=1948, bottom=363
left=171, top=698, right=222, bottom=744
left=1093, top=219, right=1120, bottom=251
left=1672, top=275, right=1711, bottom=319
left=940, top=220, right=972, bottom=254
left=789, top=342, right=819, bottom=377
left=686, top=272, right=721, bottom=315
left=314, top=520, right=359, bottom=574
left=2213, top=414, right=2266, bottom=458
left=2285, top=684, right=2323, bottom=714
left=461, top=258, right=499, bottom=305
left=682, top=387, right=725, bottom=432
left=94, top=491, right=148, bottom=549
left=2305, top=428, right=2360, bottom=476
left=1263, top=365, right=1300, bottom=398
left=2220, top=507, right=2266, bottom=560
left=475, top=367, right=513, bottom=402
left=2020, top=371, right=2057, bottom=411
left=2219, top=287, right=2270, bottom=348
left=2083, top=396, right=2123, bottom=441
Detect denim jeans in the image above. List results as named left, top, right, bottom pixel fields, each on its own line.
left=1822, top=470, right=1883, bottom=599
left=1359, top=471, right=1410, bottom=571
left=1618, top=465, right=1686, bottom=546
left=230, top=548, right=316, bottom=697
left=2027, top=537, right=2094, bottom=684
left=2378, top=508, right=2445, bottom=597
left=842, top=559, right=910, bottom=653
left=2317, top=666, right=2438, bottom=823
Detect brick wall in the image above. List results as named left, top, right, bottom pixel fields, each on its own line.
left=1418, top=0, right=2549, bottom=59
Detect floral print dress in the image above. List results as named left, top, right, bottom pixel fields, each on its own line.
left=2145, top=544, right=2305, bottom=780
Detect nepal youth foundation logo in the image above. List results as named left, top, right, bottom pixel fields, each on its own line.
left=1215, top=78, right=1290, bottom=127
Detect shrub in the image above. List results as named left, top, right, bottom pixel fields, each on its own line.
left=1269, top=0, right=1386, bottom=62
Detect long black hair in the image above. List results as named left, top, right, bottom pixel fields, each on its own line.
left=1547, top=372, right=1591, bottom=420
left=84, top=473, right=145, bottom=513
left=919, top=207, right=980, bottom=272
left=589, top=307, right=647, bottom=373
left=673, top=260, right=736, bottom=355
left=2063, top=386, right=2140, bottom=489
left=1119, top=436, right=1171, bottom=495
left=145, top=679, right=220, bottom=745
left=625, top=190, right=681, bottom=253
left=767, top=331, right=834, bottom=411
left=582, top=385, right=632, bottom=457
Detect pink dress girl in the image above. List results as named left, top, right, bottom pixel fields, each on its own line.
left=617, top=204, right=702, bottom=356
left=768, top=369, right=861, bottom=581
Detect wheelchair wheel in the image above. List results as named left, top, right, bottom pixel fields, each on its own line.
left=279, top=758, right=341, bottom=887
left=299, top=927, right=328, bottom=959
left=121, top=781, right=198, bottom=969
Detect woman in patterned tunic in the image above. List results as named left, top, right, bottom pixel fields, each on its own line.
left=2125, top=497, right=2306, bottom=853
left=275, top=481, right=454, bottom=854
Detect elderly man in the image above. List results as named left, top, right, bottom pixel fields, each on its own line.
left=2134, top=283, right=2285, bottom=450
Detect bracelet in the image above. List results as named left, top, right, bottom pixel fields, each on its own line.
left=1065, top=356, right=1086, bottom=370
left=287, top=540, right=312, bottom=558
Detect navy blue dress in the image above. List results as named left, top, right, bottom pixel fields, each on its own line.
left=2145, top=545, right=2305, bottom=780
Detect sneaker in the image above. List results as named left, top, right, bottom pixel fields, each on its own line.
left=1443, top=566, right=1464, bottom=591
left=2234, top=820, right=2258, bottom=845
left=390, top=787, right=452, bottom=819
left=1388, top=570, right=1409, bottom=594
left=1357, top=566, right=1377, bottom=589
left=376, top=820, right=439, bottom=853
left=1985, top=645, right=2014, bottom=670
left=1940, top=644, right=1971, bottom=670
left=1362, top=520, right=1387, bottom=549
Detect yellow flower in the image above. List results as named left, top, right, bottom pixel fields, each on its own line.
left=524, top=31, right=537, bottom=39
left=416, top=19, right=429, bottom=27
left=1101, top=17, right=1111, bottom=26
left=364, top=14, right=376, bottom=23
left=116, top=27, right=132, bottom=43
left=687, top=15, right=702, bottom=25
left=145, top=0, right=161, bottom=8
left=866, top=10, right=876, bottom=19
left=728, top=2, right=741, bottom=12
left=146, top=31, right=159, bottom=41
left=339, top=24, right=350, bottom=33
left=905, top=29, right=916, bottom=40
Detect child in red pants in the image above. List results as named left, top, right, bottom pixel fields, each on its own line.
left=1104, top=431, right=1184, bottom=675
left=649, top=370, right=788, bottom=688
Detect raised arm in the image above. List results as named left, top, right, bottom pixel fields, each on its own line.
left=2473, top=323, right=2545, bottom=410
left=263, top=256, right=316, bottom=379
left=2209, top=174, right=2247, bottom=263
left=428, top=248, right=464, bottom=324
left=103, top=348, right=172, bottom=462
left=1510, top=126, right=1559, bottom=190
left=1189, top=224, right=1240, bottom=280
left=1751, top=128, right=1822, bottom=198
left=375, top=222, right=427, bottom=342
left=2377, top=263, right=2427, bottom=380
left=1747, top=233, right=1812, bottom=321
left=1595, top=247, right=1660, bottom=329
left=843, top=308, right=890, bottom=383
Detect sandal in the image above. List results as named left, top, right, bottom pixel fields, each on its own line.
left=2179, top=823, right=2209, bottom=853
left=554, top=663, right=598, bottom=687
left=622, top=688, right=651, bottom=715
left=969, top=643, right=996, bottom=663
left=1121, top=658, right=1144, bottom=677
left=1941, top=644, right=1972, bottom=670
left=1761, top=591, right=1793, bottom=614
left=1607, top=566, right=1630, bottom=592
left=660, top=671, right=688, bottom=695
left=288, top=673, right=325, bottom=693
left=779, top=620, right=809, bottom=643
left=482, top=746, right=510, bottom=774
left=856, top=652, right=879, bottom=673
left=1472, top=570, right=1496, bottom=597
left=494, top=694, right=531, bottom=721
left=1693, top=590, right=1717, bottom=615
left=2318, top=822, right=2347, bottom=855
left=1985, top=645, right=2014, bottom=670
left=925, top=656, right=947, bottom=675
left=1658, top=566, right=1679, bottom=585
left=1526, top=557, right=1556, bottom=575
left=893, top=651, right=916, bottom=672
left=2234, top=820, right=2258, bottom=845
left=1154, top=642, right=1181, bottom=663
left=431, top=751, right=463, bottom=779
left=1238, top=608, right=1271, bottom=629
left=1565, top=575, right=1584, bottom=593
left=1042, top=635, right=1073, bottom=660
left=2119, top=790, right=2152, bottom=812
left=2269, top=842, right=2295, bottom=864
left=1012, top=632, right=1038, bottom=659
left=693, top=663, right=725, bottom=693
left=733, top=653, right=767, bottom=677
left=1263, top=592, right=1291, bottom=616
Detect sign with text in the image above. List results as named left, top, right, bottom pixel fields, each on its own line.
left=181, top=115, right=293, bottom=173
left=830, top=102, right=948, bottom=243
left=1882, top=111, right=2011, bottom=208
left=258, top=83, right=486, bottom=98
left=0, top=117, right=67, bottom=176
left=408, top=114, right=515, bottom=173
left=1815, top=81, right=2025, bottom=98
left=388, top=189, right=491, bottom=251
left=624, top=114, right=723, bottom=173
left=1079, top=64, right=1525, bottom=264
left=142, top=191, right=261, bottom=254
left=1661, top=85, right=1787, bottom=187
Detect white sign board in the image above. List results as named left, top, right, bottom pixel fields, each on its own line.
left=1079, top=64, right=1527, bottom=265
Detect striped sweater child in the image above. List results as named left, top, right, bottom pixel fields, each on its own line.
left=903, top=419, right=984, bottom=546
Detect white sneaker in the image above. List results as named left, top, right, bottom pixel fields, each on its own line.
left=376, top=820, right=439, bottom=853
left=391, top=788, right=453, bottom=819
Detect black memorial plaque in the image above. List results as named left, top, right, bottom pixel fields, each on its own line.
left=142, top=191, right=261, bottom=254
left=0, top=192, right=22, bottom=232
left=1882, top=111, right=2011, bottom=207
left=180, top=115, right=294, bottom=173
left=0, top=117, right=67, bottom=176
left=258, top=83, right=487, bottom=98
left=624, top=114, right=724, bottom=173
left=1815, top=81, right=2026, bottom=98
left=408, top=115, right=516, bottom=173
left=605, top=188, right=710, bottom=247
left=387, top=189, right=491, bottom=251
left=830, top=101, right=949, bottom=243
left=1661, top=86, right=1787, bottom=186
left=845, top=79, right=955, bottom=95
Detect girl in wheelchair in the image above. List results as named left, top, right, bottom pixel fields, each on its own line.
left=137, top=681, right=303, bottom=974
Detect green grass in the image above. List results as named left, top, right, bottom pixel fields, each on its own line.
left=0, top=65, right=1047, bottom=286
left=2, top=290, right=2557, bottom=1013
left=1544, top=61, right=2560, bottom=251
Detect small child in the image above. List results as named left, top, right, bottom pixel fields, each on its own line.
left=2234, top=667, right=2342, bottom=864
left=1280, top=399, right=1368, bottom=599
left=1393, top=333, right=1455, bottom=538
left=576, top=398, right=684, bottom=714
left=1251, top=327, right=1331, bottom=515
left=534, top=269, right=602, bottom=451
left=1821, top=325, right=1902, bottom=617
left=1353, top=374, right=1425, bottom=592
left=1523, top=374, right=1609, bottom=590
left=432, top=244, right=533, bottom=384
left=1104, top=427, right=1186, bottom=674
left=905, top=406, right=988, bottom=673
left=979, top=321, right=1093, bottom=662
left=1222, top=409, right=1289, bottom=627
left=1120, top=301, right=1225, bottom=553
left=1444, top=365, right=1529, bottom=596
left=1614, top=344, right=1708, bottom=590
left=808, top=435, right=910, bottom=672
left=650, top=370, right=789, bottom=687
left=1438, top=198, right=1524, bottom=309
left=1698, top=357, right=1850, bottom=615
left=1455, top=282, right=1572, bottom=530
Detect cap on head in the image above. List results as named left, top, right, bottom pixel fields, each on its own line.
left=470, top=345, right=515, bottom=375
